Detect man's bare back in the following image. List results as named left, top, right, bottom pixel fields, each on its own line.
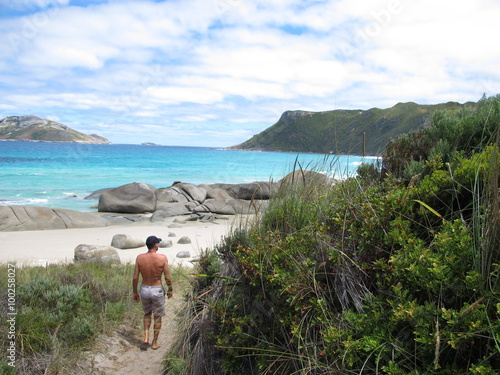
left=134, top=252, right=171, bottom=287
left=133, top=238, right=173, bottom=301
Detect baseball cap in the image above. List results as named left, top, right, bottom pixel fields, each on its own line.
left=146, top=235, right=162, bottom=248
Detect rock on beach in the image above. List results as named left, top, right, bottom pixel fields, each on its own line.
left=110, top=234, right=145, bottom=249
left=177, top=236, right=191, bottom=244
left=95, top=180, right=279, bottom=217
left=74, top=244, right=121, bottom=265
left=98, top=182, right=156, bottom=213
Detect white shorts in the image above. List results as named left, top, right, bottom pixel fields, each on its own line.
left=140, top=285, right=165, bottom=317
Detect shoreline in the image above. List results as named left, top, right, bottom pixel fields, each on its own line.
left=0, top=214, right=251, bottom=267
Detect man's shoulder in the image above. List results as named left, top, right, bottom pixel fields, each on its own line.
left=153, top=253, right=168, bottom=265
left=135, top=253, right=153, bottom=263
left=136, top=252, right=167, bottom=263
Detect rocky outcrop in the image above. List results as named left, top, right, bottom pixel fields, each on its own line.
left=0, top=205, right=109, bottom=231
left=84, top=187, right=113, bottom=200
left=207, top=181, right=275, bottom=200
left=191, top=198, right=235, bottom=215
left=98, top=182, right=157, bottom=213
left=0, top=171, right=332, bottom=231
left=150, top=203, right=197, bottom=221
left=199, top=184, right=232, bottom=200
left=155, top=184, right=203, bottom=207
left=74, top=244, right=121, bottom=265
left=192, top=198, right=268, bottom=215
left=96, top=180, right=277, bottom=217
left=92, top=171, right=330, bottom=219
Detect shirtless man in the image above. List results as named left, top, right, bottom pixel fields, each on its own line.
left=133, top=235, right=173, bottom=351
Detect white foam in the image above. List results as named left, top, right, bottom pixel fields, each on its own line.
left=0, top=198, right=49, bottom=206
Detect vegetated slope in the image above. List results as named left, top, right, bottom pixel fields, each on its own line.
left=170, top=94, right=500, bottom=374
left=231, top=101, right=475, bottom=155
left=0, top=115, right=110, bottom=143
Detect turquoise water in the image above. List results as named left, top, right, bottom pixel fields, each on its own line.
left=0, top=141, right=378, bottom=212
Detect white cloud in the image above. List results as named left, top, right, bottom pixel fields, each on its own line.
left=146, top=86, right=225, bottom=105
left=130, top=110, right=159, bottom=118
left=0, top=0, right=499, bottom=146
left=372, top=0, right=500, bottom=66
left=174, top=114, right=218, bottom=122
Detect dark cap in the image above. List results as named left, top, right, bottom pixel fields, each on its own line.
left=146, top=235, right=162, bottom=249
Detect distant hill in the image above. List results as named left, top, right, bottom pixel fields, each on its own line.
left=230, top=101, right=476, bottom=155
left=0, top=115, right=110, bottom=144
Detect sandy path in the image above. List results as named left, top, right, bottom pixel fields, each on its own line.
left=83, top=292, right=184, bottom=375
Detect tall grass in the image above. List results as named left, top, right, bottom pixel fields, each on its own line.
left=481, top=139, right=500, bottom=292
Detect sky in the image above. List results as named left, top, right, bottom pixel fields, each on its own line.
left=0, top=0, right=499, bottom=147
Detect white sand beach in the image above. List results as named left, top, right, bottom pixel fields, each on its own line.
left=0, top=215, right=250, bottom=267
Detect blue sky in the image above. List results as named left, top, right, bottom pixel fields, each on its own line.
left=1, top=0, right=499, bottom=146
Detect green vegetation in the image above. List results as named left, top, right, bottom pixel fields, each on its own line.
left=169, top=94, right=500, bottom=374
left=0, top=262, right=190, bottom=374
left=233, top=101, right=475, bottom=155
left=383, top=95, right=500, bottom=181
left=0, top=262, right=137, bottom=373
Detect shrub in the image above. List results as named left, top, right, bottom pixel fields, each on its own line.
left=357, top=161, right=381, bottom=183
left=180, top=162, right=500, bottom=373
left=63, top=316, right=96, bottom=346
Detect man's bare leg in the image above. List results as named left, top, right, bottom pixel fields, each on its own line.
left=143, top=313, right=152, bottom=344
left=151, top=316, right=162, bottom=349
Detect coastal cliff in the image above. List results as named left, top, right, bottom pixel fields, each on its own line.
left=231, top=101, right=476, bottom=155
left=0, top=115, right=110, bottom=143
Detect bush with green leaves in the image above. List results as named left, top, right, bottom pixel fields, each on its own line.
left=210, top=176, right=498, bottom=373
left=178, top=162, right=499, bottom=374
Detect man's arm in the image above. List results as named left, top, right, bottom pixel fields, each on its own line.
left=163, top=257, right=173, bottom=299
left=133, top=259, right=141, bottom=302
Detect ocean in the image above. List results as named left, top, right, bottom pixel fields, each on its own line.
left=0, top=141, right=378, bottom=212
